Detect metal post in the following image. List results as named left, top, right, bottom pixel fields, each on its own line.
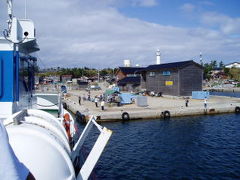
left=25, top=0, right=27, bottom=19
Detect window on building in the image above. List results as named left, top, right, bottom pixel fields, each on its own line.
left=163, top=71, right=171, bottom=75
left=149, top=72, right=155, bottom=77
left=127, top=74, right=138, bottom=77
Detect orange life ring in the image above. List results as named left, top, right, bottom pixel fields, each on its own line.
left=63, top=113, right=71, bottom=141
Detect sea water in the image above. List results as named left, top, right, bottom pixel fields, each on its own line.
left=76, top=92, right=240, bottom=179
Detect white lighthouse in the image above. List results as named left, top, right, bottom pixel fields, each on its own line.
left=124, top=59, right=131, bottom=67
left=156, top=49, right=161, bottom=64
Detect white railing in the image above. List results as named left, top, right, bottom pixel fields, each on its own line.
left=71, top=116, right=112, bottom=180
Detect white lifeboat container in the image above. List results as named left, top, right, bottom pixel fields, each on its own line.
left=4, top=109, right=75, bottom=180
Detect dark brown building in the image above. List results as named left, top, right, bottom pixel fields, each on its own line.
left=115, top=67, right=144, bottom=91
left=141, top=60, right=203, bottom=96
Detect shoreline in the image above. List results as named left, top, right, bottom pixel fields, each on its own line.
left=63, top=90, right=240, bottom=122
left=204, top=87, right=240, bottom=92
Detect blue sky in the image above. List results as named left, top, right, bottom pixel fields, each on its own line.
left=119, top=0, right=240, bottom=28
left=0, top=0, right=240, bottom=68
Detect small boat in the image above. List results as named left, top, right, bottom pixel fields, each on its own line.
left=0, top=1, right=112, bottom=179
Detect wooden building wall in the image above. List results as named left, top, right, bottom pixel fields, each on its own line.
left=143, top=63, right=203, bottom=96
left=140, top=74, right=146, bottom=89
left=145, top=69, right=179, bottom=96
left=119, top=84, right=140, bottom=92
left=179, top=64, right=203, bottom=96
left=116, top=71, right=126, bottom=81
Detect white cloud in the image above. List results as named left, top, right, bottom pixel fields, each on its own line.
left=201, top=12, right=240, bottom=35
left=0, top=0, right=239, bottom=68
left=180, top=3, right=196, bottom=13
left=199, top=1, right=215, bottom=6
left=70, top=0, right=158, bottom=8
left=132, top=0, right=158, bottom=7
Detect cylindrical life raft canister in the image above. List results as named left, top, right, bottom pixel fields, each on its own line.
left=63, top=113, right=71, bottom=141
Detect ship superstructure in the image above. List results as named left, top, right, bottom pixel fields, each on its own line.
left=0, top=1, right=112, bottom=179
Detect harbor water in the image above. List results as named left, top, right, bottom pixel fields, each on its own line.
left=210, top=91, right=240, bottom=98
left=76, top=92, right=240, bottom=179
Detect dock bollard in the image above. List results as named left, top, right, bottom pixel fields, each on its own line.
left=122, top=112, right=130, bottom=121
left=161, top=111, right=171, bottom=119
left=235, top=107, right=240, bottom=114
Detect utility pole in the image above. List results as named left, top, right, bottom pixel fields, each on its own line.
left=98, top=69, right=100, bottom=82
left=200, top=52, right=203, bottom=66
left=25, top=0, right=27, bottom=19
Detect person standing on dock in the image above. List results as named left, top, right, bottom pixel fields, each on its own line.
left=94, top=96, right=99, bottom=107
left=116, top=95, right=121, bottom=107
left=204, top=98, right=208, bottom=110
left=88, top=90, right=91, bottom=101
left=185, top=99, right=189, bottom=107
left=101, top=100, right=105, bottom=111
left=78, top=96, right=81, bottom=105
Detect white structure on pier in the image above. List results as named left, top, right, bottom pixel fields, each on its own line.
left=156, top=49, right=161, bottom=64
left=124, top=59, right=131, bottom=67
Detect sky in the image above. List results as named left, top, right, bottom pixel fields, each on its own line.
left=0, top=0, right=240, bottom=68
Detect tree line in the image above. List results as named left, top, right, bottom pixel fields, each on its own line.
left=37, top=67, right=117, bottom=78
left=203, top=60, right=240, bottom=81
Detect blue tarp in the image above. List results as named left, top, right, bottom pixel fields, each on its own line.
left=192, top=91, right=210, bottom=99
left=112, top=87, right=120, bottom=92
left=120, top=93, right=136, bottom=104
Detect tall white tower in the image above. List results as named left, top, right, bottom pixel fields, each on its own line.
left=156, top=49, right=161, bottom=64
left=124, top=59, right=131, bottom=67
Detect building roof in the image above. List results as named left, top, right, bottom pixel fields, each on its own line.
left=145, top=60, right=202, bottom=71
left=117, top=67, right=144, bottom=74
left=225, top=62, right=240, bottom=68
left=117, top=76, right=141, bottom=86
left=225, top=62, right=240, bottom=66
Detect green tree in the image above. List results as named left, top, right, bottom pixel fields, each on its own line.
left=224, top=67, right=230, bottom=75
left=219, top=61, right=224, bottom=68
left=229, top=68, right=240, bottom=81
left=203, top=63, right=213, bottom=79
left=210, top=60, right=217, bottom=69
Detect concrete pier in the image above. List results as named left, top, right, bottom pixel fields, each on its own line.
left=204, top=87, right=240, bottom=93
left=62, top=90, right=240, bottom=122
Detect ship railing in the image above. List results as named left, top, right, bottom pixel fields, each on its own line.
left=71, top=115, right=112, bottom=180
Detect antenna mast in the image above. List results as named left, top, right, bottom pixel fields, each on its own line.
left=6, top=0, right=13, bottom=34
left=200, top=52, right=203, bottom=65
left=7, top=0, right=13, bottom=19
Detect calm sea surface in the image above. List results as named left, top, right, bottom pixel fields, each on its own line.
left=210, top=91, right=240, bottom=98
left=76, top=92, right=240, bottom=180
